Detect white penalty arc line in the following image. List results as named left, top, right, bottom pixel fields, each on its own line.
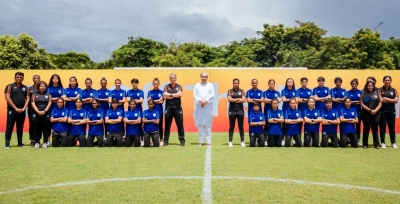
left=201, top=145, right=212, bottom=204
left=1, top=176, right=400, bottom=196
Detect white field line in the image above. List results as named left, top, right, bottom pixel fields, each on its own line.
left=201, top=146, right=212, bottom=204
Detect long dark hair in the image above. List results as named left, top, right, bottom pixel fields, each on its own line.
left=48, top=74, right=63, bottom=88
left=284, top=78, right=295, bottom=90
left=363, top=81, right=375, bottom=94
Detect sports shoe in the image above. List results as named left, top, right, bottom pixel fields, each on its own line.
left=228, top=142, right=233, bottom=147
left=358, top=141, right=363, bottom=146
left=281, top=140, right=285, bottom=146
left=381, top=143, right=386, bottom=149
left=34, top=143, right=40, bottom=149
left=140, top=141, right=144, bottom=147
left=264, top=141, right=268, bottom=146
left=42, top=143, right=47, bottom=148
left=180, top=141, right=185, bottom=146
left=46, top=141, right=50, bottom=146
left=163, top=143, right=168, bottom=146
left=392, top=143, right=398, bottom=149
left=241, top=142, right=245, bottom=147
left=17, top=143, right=25, bottom=147
left=5, top=142, right=10, bottom=149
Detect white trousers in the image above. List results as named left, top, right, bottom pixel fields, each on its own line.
left=198, top=125, right=212, bottom=144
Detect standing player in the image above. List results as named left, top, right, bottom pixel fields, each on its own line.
left=126, top=78, right=144, bottom=144
left=263, top=79, right=281, bottom=145
left=47, top=74, right=65, bottom=112
left=50, top=98, right=69, bottom=147
left=380, top=76, right=398, bottom=148
left=86, top=99, right=104, bottom=147
left=4, top=72, right=29, bottom=148
left=67, top=98, right=87, bottom=147
left=97, top=77, right=110, bottom=138
left=81, top=78, right=98, bottom=112
left=163, top=73, right=185, bottom=146
left=143, top=99, right=160, bottom=147
left=284, top=98, right=303, bottom=147
left=31, top=81, right=52, bottom=148
left=64, top=76, right=82, bottom=111
left=28, top=75, right=41, bottom=145
left=227, top=78, right=246, bottom=147
left=248, top=102, right=265, bottom=147
left=246, top=79, right=264, bottom=114
left=340, top=97, right=359, bottom=148
left=296, top=77, right=313, bottom=113
left=303, top=97, right=322, bottom=147
left=147, top=78, right=165, bottom=145
left=313, top=77, right=330, bottom=113
left=266, top=99, right=284, bottom=147
left=109, top=79, right=126, bottom=111
left=346, top=78, right=362, bottom=146
left=281, top=78, right=296, bottom=145
left=321, top=98, right=339, bottom=148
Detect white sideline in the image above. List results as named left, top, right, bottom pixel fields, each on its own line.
left=201, top=146, right=212, bottom=204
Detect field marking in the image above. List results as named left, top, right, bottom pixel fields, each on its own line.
left=201, top=145, right=212, bottom=204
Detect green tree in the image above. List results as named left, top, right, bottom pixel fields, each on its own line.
left=50, top=51, right=94, bottom=69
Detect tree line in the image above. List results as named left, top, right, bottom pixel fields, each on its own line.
left=1, top=20, right=399, bottom=69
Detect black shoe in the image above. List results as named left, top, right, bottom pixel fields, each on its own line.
left=17, top=143, right=25, bottom=147
left=163, top=142, right=168, bottom=146
left=180, top=142, right=185, bottom=146
left=30, top=141, right=35, bottom=146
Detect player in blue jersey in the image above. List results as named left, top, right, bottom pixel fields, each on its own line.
left=296, top=77, right=313, bottom=113
left=346, top=78, right=362, bottom=145
left=147, top=78, right=165, bottom=145
left=331, top=77, right=347, bottom=113
left=109, top=79, right=126, bottom=110
left=284, top=98, right=303, bottom=147
left=143, top=99, right=160, bottom=147
left=313, top=77, right=331, bottom=113
left=50, top=98, right=69, bottom=147
left=67, top=98, right=86, bottom=147
left=248, top=102, right=265, bottom=147
left=81, top=78, right=98, bottom=112
left=246, top=79, right=264, bottom=114
left=97, top=77, right=110, bottom=138
left=64, top=76, right=82, bottom=111
left=263, top=79, right=281, bottom=145
left=266, top=99, right=284, bottom=147
left=281, top=78, right=296, bottom=145
left=124, top=100, right=142, bottom=147
left=340, top=97, right=359, bottom=148
left=321, top=98, right=339, bottom=148
left=105, top=98, right=124, bottom=147
left=126, top=78, right=144, bottom=144
left=47, top=74, right=65, bottom=112
left=86, top=99, right=104, bottom=147
left=303, top=97, right=322, bottom=147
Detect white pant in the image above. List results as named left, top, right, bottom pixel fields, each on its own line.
left=198, top=125, right=211, bottom=144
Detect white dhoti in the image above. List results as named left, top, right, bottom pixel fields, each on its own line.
left=198, top=124, right=212, bottom=144
left=193, top=82, right=215, bottom=144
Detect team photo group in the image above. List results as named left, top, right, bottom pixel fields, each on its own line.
left=4, top=71, right=398, bottom=149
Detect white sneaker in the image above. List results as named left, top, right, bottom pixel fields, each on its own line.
left=381, top=143, right=387, bottom=149
left=228, top=142, right=233, bottom=147
left=292, top=140, right=296, bottom=145
left=241, top=142, right=245, bottom=147
left=358, top=141, right=363, bottom=146
left=264, top=141, right=268, bottom=146
left=281, top=140, right=285, bottom=146
left=392, top=143, right=398, bottom=149
left=141, top=141, right=144, bottom=147
left=34, top=143, right=39, bottom=149
left=42, top=143, right=47, bottom=148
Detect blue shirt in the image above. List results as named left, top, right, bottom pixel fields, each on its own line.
left=81, top=88, right=98, bottom=112
left=68, top=108, right=87, bottom=136
left=143, top=109, right=159, bottom=133
left=340, top=107, right=358, bottom=134
left=97, top=88, right=111, bottom=112
left=281, top=88, right=296, bottom=112
left=321, top=108, right=339, bottom=134
left=346, top=89, right=362, bottom=112
left=248, top=111, right=265, bottom=134
left=126, top=89, right=144, bottom=112
left=263, top=89, right=280, bottom=113
left=110, top=89, right=126, bottom=110
left=46, top=86, right=65, bottom=111
left=284, top=109, right=302, bottom=136
left=246, top=88, right=263, bottom=114
left=313, top=86, right=330, bottom=112
left=50, top=107, right=69, bottom=133
left=303, top=108, right=320, bottom=133
left=125, top=109, right=142, bottom=136
left=65, top=87, right=82, bottom=111
left=148, top=89, right=164, bottom=115
left=266, top=109, right=283, bottom=135
left=331, top=87, right=346, bottom=112
left=296, top=87, right=312, bottom=112
left=106, top=108, right=124, bottom=133
left=87, top=108, right=104, bottom=136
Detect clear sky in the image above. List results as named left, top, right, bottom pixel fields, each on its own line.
left=1, top=0, right=399, bottom=62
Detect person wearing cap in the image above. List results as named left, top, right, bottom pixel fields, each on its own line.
left=248, top=102, right=265, bottom=147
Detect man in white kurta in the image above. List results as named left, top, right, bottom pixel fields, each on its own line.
left=193, top=72, right=215, bottom=146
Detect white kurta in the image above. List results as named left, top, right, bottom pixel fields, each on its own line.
left=193, top=82, right=215, bottom=127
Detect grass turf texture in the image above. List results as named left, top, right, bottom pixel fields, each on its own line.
left=1, top=133, right=400, bottom=203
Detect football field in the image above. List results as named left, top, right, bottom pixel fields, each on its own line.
left=1, top=133, right=400, bottom=203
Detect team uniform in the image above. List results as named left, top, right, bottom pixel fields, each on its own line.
left=124, top=109, right=142, bottom=147
left=313, top=86, right=330, bottom=112
left=380, top=86, right=398, bottom=146
left=50, top=107, right=69, bottom=147
left=86, top=108, right=105, bottom=147
left=68, top=108, right=87, bottom=147
left=127, top=88, right=144, bottom=139
left=148, top=89, right=164, bottom=140
left=105, top=108, right=124, bottom=147
left=227, top=89, right=245, bottom=143
left=331, top=87, right=347, bottom=114
left=143, top=108, right=160, bottom=147
left=97, top=88, right=111, bottom=137
left=340, top=107, right=358, bottom=148
left=109, top=89, right=126, bottom=110
left=81, top=88, right=98, bottom=112
left=296, top=87, right=312, bottom=112
left=281, top=88, right=296, bottom=139
left=31, top=91, right=51, bottom=145
left=164, top=83, right=185, bottom=145
left=321, top=108, right=339, bottom=147
left=248, top=111, right=265, bottom=147
left=245, top=88, right=263, bottom=114
left=266, top=109, right=283, bottom=147
left=303, top=108, right=321, bottom=147
left=263, top=90, right=280, bottom=139
left=65, top=87, right=82, bottom=111
left=346, top=89, right=362, bottom=140
left=284, top=108, right=302, bottom=147
left=46, top=85, right=65, bottom=111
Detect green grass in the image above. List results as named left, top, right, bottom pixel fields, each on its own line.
left=1, top=133, right=400, bottom=203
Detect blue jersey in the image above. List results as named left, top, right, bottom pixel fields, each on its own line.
left=68, top=108, right=87, bottom=136
left=263, top=89, right=280, bottom=113
left=46, top=86, right=65, bottom=111
left=321, top=108, right=339, bottom=134
left=248, top=111, right=265, bottom=134
left=246, top=88, right=263, bottom=114
left=50, top=107, right=69, bottom=133
left=266, top=109, right=283, bottom=135
left=106, top=108, right=124, bottom=133
left=346, top=89, right=362, bottom=112
left=284, top=109, right=302, bottom=136
left=97, top=88, right=111, bottom=112
left=340, top=108, right=358, bottom=134
left=110, top=89, right=126, bottom=110
left=303, top=108, right=320, bottom=133
left=331, top=87, right=346, bottom=112
left=296, top=87, right=312, bottom=112
left=126, top=89, right=144, bottom=112
left=313, top=86, right=330, bottom=112
left=125, top=109, right=142, bottom=136
left=148, top=89, right=164, bottom=115
left=65, top=87, right=82, bottom=111
left=87, top=108, right=104, bottom=136
left=143, top=109, right=159, bottom=133
left=281, top=88, right=296, bottom=112
left=81, top=88, right=98, bottom=112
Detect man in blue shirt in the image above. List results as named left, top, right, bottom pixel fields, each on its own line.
left=321, top=99, right=340, bottom=147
